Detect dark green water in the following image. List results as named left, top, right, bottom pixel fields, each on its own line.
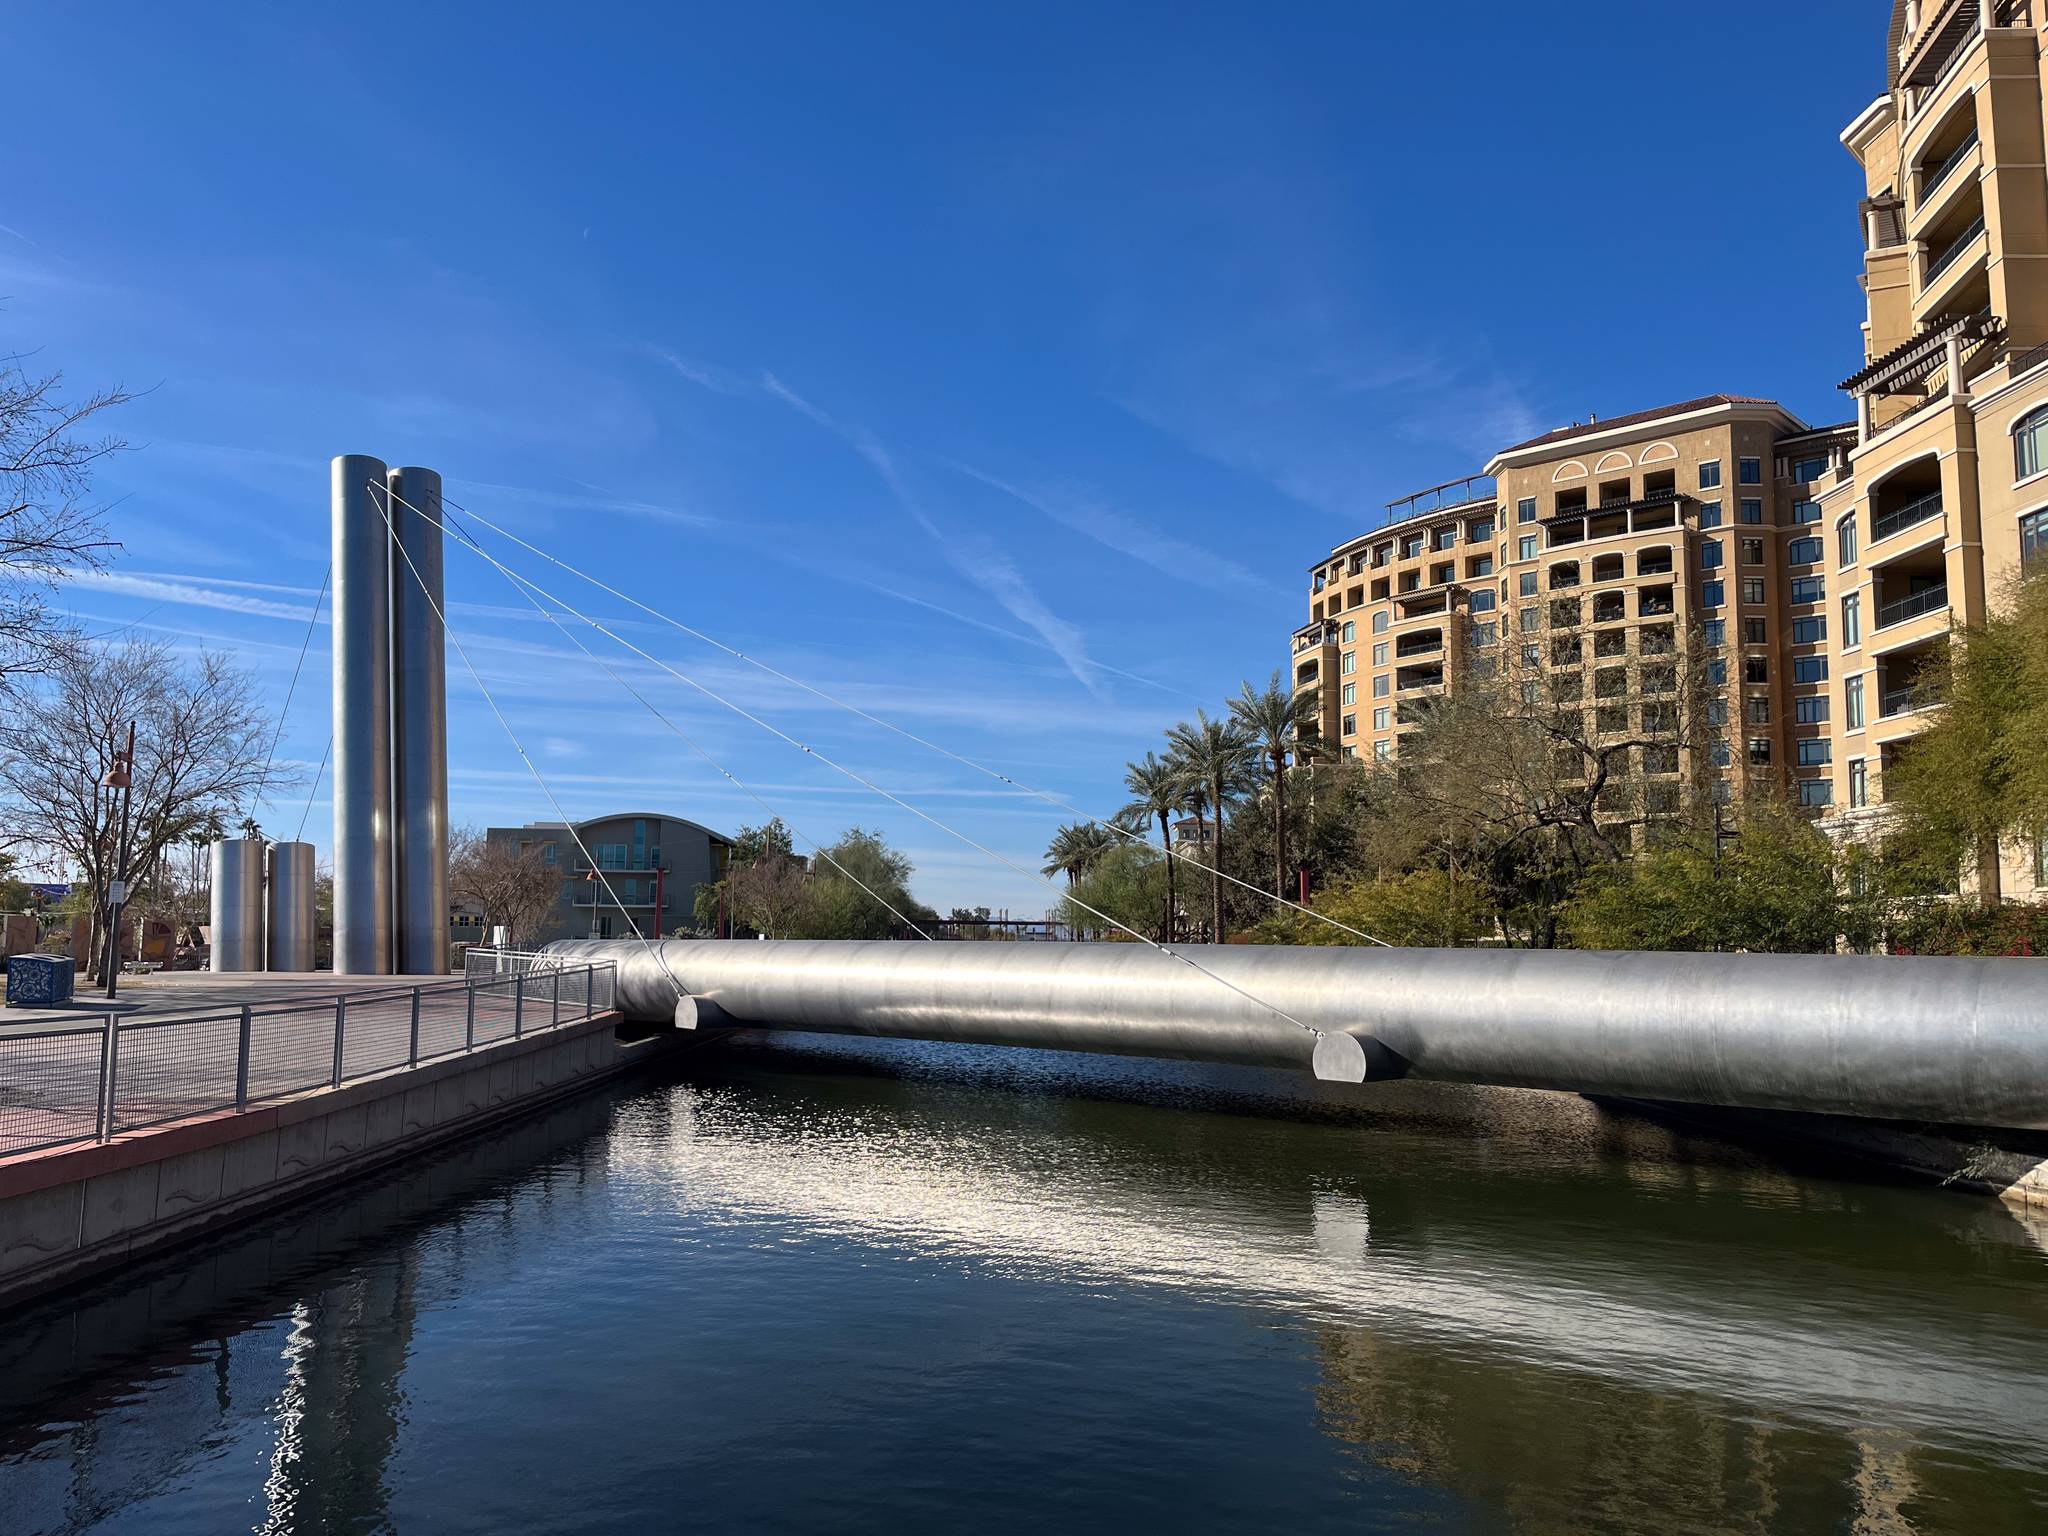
left=3, top=1033, right=2046, bottom=1535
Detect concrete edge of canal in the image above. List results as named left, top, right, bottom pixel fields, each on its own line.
left=0, top=1011, right=678, bottom=1310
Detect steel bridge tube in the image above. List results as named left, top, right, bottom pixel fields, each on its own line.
left=543, top=939, right=2048, bottom=1130
left=389, top=465, right=449, bottom=977
left=331, top=454, right=392, bottom=975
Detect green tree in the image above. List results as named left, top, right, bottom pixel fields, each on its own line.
left=1166, top=711, right=1257, bottom=941
left=1121, top=751, right=1185, bottom=942
left=1058, top=842, right=1169, bottom=941
left=799, top=827, right=930, bottom=939
left=1255, top=868, right=1489, bottom=948
left=1562, top=797, right=1879, bottom=953
left=1882, top=567, right=2048, bottom=904
left=1229, top=669, right=1323, bottom=901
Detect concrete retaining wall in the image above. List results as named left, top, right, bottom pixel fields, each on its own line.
left=0, top=1010, right=647, bottom=1309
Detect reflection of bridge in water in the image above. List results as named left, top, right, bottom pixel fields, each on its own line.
left=5, top=1041, right=2043, bottom=1533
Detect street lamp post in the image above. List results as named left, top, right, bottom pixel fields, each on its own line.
left=100, top=722, right=137, bottom=1001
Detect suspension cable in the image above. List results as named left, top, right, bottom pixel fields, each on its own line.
left=409, top=492, right=933, bottom=939
left=369, top=483, right=692, bottom=1005
left=403, top=489, right=1345, bottom=1050
left=255, top=563, right=330, bottom=810
left=295, top=734, right=331, bottom=843
left=440, top=496, right=1388, bottom=946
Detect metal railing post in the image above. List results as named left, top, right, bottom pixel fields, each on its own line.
left=465, top=982, right=476, bottom=1051
left=332, top=997, right=346, bottom=1087
left=95, top=1014, right=118, bottom=1141
left=514, top=973, right=525, bottom=1038
left=585, top=965, right=594, bottom=1021
left=235, top=1005, right=253, bottom=1111
left=552, top=969, right=561, bottom=1030
left=409, top=987, right=422, bottom=1067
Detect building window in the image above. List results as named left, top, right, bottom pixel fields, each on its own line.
left=1340, top=620, right=1356, bottom=643
left=1470, top=555, right=1495, bottom=578
left=1790, top=575, right=1824, bottom=604
left=1799, top=778, right=1833, bottom=807
left=1703, top=618, right=1726, bottom=647
left=1794, top=655, right=1828, bottom=684
left=1788, top=536, right=1823, bottom=565
left=1841, top=593, right=1861, bottom=648
left=1373, top=675, right=1389, bottom=698
left=1792, top=500, right=1820, bottom=525
left=1795, top=695, right=1829, bottom=725
left=2023, top=508, right=2047, bottom=569
left=1342, top=714, right=1356, bottom=736
left=1792, top=456, right=1828, bottom=483
left=1702, top=580, right=1725, bottom=607
left=1740, top=538, right=1764, bottom=565
left=1518, top=571, right=1539, bottom=597
left=1402, top=533, right=1425, bottom=559
left=1700, top=539, right=1723, bottom=569
left=1374, top=740, right=1391, bottom=760
left=1341, top=682, right=1356, bottom=705
left=1432, top=526, right=1455, bottom=550
left=1518, top=535, right=1539, bottom=561
left=1849, top=758, right=1869, bottom=807
left=1739, top=457, right=1763, bottom=485
left=1739, top=499, right=1764, bottom=525
left=1341, top=652, right=1357, bottom=675
left=542, top=844, right=557, bottom=866
left=1518, top=497, right=1538, bottom=523
left=1469, top=517, right=1494, bottom=541
left=2016, top=407, right=2048, bottom=479
left=1372, top=611, right=1389, bottom=634
left=1748, top=738, right=1772, bottom=765
left=1845, top=674, right=1865, bottom=729
left=1519, top=607, right=1542, bottom=633
left=1470, top=589, right=1497, bottom=613
left=1372, top=642, right=1388, bottom=666
left=1747, top=696, right=1771, bottom=724
left=1373, top=707, right=1390, bottom=730
left=1699, top=501, right=1723, bottom=528
left=1707, top=658, right=1728, bottom=686
left=1699, top=460, right=1722, bottom=489
left=1838, top=517, right=1858, bottom=566
left=1792, top=615, right=1826, bottom=645
left=1470, top=621, right=1498, bottom=647
left=1745, top=656, right=1770, bottom=684
left=1711, top=739, right=1732, bottom=767
left=1743, top=617, right=1768, bottom=645
left=1797, top=739, right=1832, bottom=767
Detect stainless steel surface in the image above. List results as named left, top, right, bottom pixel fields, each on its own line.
left=388, top=465, right=449, bottom=977
left=208, top=838, right=267, bottom=973
left=264, top=841, right=316, bottom=973
left=547, top=938, right=2048, bottom=1130
left=331, top=454, right=393, bottom=975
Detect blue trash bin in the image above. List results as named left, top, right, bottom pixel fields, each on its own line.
left=7, top=953, right=76, bottom=1006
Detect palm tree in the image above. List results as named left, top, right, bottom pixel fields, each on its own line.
left=1041, top=822, right=1116, bottom=886
left=1166, top=711, right=1257, bottom=942
left=1121, top=751, right=1183, bottom=942
left=1230, top=669, right=1324, bottom=900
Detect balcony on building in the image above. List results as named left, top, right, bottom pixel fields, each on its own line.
left=1394, top=660, right=1444, bottom=694
left=1293, top=618, right=1341, bottom=655
left=1912, top=114, right=1980, bottom=221
left=1544, top=484, right=1684, bottom=547
left=1877, top=637, right=1949, bottom=720
left=1548, top=562, right=1582, bottom=590
left=1394, top=628, right=1444, bottom=660
left=1873, top=547, right=1950, bottom=630
left=1591, top=591, right=1627, bottom=624
left=1383, top=473, right=1496, bottom=528
left=1868, top=460, right=1945, bottom=546
left=1919, top=198, right=1988, bottom=313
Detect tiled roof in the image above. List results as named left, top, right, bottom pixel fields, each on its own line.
left=1499, top=395, right=1783, bottom=455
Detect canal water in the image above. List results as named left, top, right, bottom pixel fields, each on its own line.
left=3, top=1033, right=2046, bottom=1534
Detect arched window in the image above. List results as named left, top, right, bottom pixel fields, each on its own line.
left=2016, top=407, right=2048, bottom=480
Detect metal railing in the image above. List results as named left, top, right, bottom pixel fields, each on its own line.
left=1924, top=213, right=1986, bottom=286
left=0, top=960, right=617, bottom=1159
left=1383, top=474, right=1496, bottom=524
left=1917, top=130, right=1979, bottom=206
left=1871, top=489, right=1944, bottom=543
left=1877, top=585, right=1949, bottom=629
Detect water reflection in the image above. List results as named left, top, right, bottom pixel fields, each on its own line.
left=1, top=1033, right=2044, bottom=1535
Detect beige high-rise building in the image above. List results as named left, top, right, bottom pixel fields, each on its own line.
left=1293, top=0, right=2047, bottom=897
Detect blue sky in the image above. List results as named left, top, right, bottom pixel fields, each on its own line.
left=7, top=2, right=1884, bottom=913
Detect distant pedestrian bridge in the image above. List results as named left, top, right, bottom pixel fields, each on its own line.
left=542, top=939, right=2048, bottom=1132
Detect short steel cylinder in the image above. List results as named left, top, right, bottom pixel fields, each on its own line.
left=209, top=838, right=267, bottom=973
left=265, top=841, right=317, bottom=972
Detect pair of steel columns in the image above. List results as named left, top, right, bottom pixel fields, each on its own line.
left=332, top=455, right=449, bottom=976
